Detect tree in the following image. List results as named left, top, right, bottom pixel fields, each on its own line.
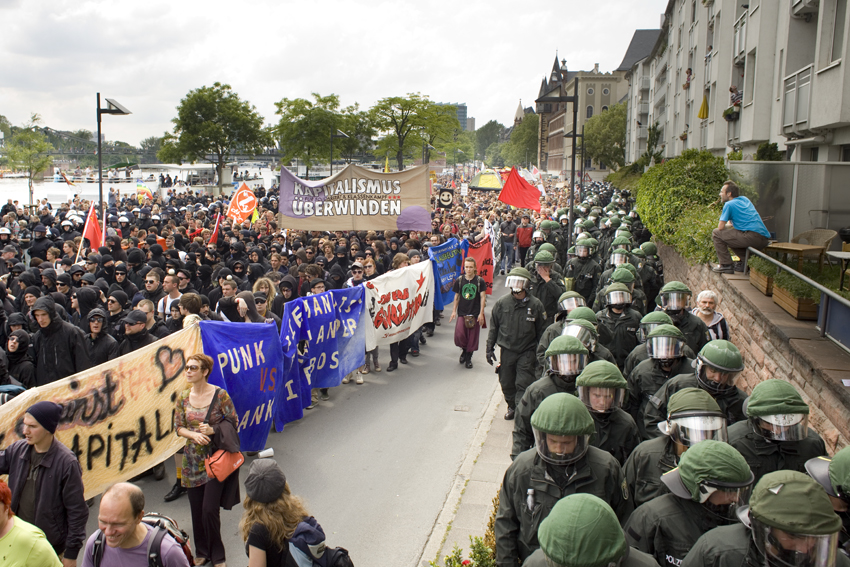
left=639, top=121, right=664, bottom=169
left=501, top=114, right=539, bottom=168
left=485, top=142, right=505, bottom=168
left=443, top=130, right=475, bottom=170
left=583, top=102, right=626, bottom=171
left=370, top=94, right=459, bottom=170
left=476, top=120, right=504, bottom=161
left=0, top=115, right=11, bottom=141
left=419, top=102, right=461, bottom=164
left=6, top=114, right=53, bottom=206
left=755, top=142, right=784, bottom=161
left=274, top=93, right=341, bottom=178
left=337, top=104, right=376, bottom=164
left=158, top=82, right=270, bottom=190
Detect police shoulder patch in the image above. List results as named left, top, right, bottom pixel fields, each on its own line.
left=622, top=478, right=630, bottom=500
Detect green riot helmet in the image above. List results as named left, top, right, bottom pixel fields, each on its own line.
left=573, top=218, right=587, bottom=236
left=610, top=247, right=630, bottom=267
left=577, top=231, right=592, bottom=242
left=586, top=238, right=599, bottom=254
left=637, top=311, right=673, bottom=343
left=747, top=471, right=843, bottom=567
left=543, top=220, right=560, bottom=231
left=575, top=238, right=592, bottom=258
left=532, top=230, right=545, bottom=244
left=631, top=248, right=646, bottom=267
left=562, top=318, right=598, bottom=353
left=605, top=283, right=632, bottom=310
left=567, top=306, right=598, bottom=325
left=583, top=219, right=596, bottom=231
left=659, top=388, right=728, bottom=445
left=576, top=361, right=628, bottom=414
left=744, top=379, right=810, bottom=442
left=558, top=291, right=586, bottom=313
left=696, top=340, right=745, bottom=395
left=567, top=246, right=576, bottom=258
left=538, top=494, right=628, bottom=567
left=506, top=267, right=532, bottom=293
left=539, top=242, right=558, bottom=256
left=641, top=241, right=658, bottom=256
left=608, top=216, right=622, bottom=229
left=545, top=335, right=589, bottom=379
left=611, top=267, right=636, bottom=294
left=661, top=440, right=754, bottom=523
left=805, top=447, right=850, bottom=504
left=646, top=324, right=686, bottom=361
left=531, top=393, right=595, bottom=466
left=535, top=250, right=555, bottom=265
left=659, top=281, right=693, bottom=311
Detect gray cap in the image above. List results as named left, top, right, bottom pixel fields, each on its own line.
left=244, top=459, right=287, bottom=503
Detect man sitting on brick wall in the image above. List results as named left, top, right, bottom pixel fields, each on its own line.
left=711, top=180, right=770, bottom=274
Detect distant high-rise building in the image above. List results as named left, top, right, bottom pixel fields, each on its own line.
left=466, top=117, right=476, bottom=132
left=438, top=102, right=471, bottom=130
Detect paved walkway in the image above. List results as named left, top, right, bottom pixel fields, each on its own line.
left=418, top=387, right=512, bottom=566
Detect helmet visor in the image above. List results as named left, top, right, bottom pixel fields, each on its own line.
left=698, top=481, right=753, bottom=521
left=607, top=291, right=632, bottom=306
left=505, top=276, right=529, bottom=292
left=697, top=360, right=741, bottom=393
left=668, top=414, right=728, bottom=445
left=637, top=323, right=661, bottom=344
left=646, top=336, right=685, bottom=359
left=752, top=518, right=839, bottom=567
left=611, top=253, right=628, bottom=266
left=576, top=246, right=590, bottom=258
left=562, top=324, right=597, bottom=352
left=549, top=353, right=588, bottom=376
left=533, top=430, right=591, bottom=466
left=661, top=292, right=691, bottom=310
left=559, top=296, right=586, bottom=312
left=754, top=414, right=809, bottom=442
left=577, top=386, right=626, bottom=413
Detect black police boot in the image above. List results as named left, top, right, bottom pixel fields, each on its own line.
left=504, top=406, right=516, bottom=420
left=459, top=350, right=467, bottom=364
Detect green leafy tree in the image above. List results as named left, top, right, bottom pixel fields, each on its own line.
left=501, top=114, right=539, bottom=168
left=0, top=115, right=11, bottom=141
left=420, top=102, right=461, bottom=164
left=139, top=136, right=162, bottom=157
left=159, top=82, right=270, bottom=190
left=485, top=141, right=505, bottom=168
left=337, top=104, right=376, bottom=164
left=6, top=114, right=53, bottom=205
left=444, top=130, right=475, bottom=169
left=584, top=102, right=626, bottom=170
left=274, top=93, right=341, bottom=177
left=755, top=142, right=784, bottom=161
left=476, top=120, right=504, bottom=162
left=370, top=94, right=459, bottom=170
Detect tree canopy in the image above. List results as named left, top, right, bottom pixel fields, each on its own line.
left=158, top=82, right=270, bottom=189
left=475, top=120, right=504, bottom=161
left=274, top=93, right=341, bottom=177
left=501, top=113, right=539, bottom=168
left=6, top=114, right=53, bottom=205
left=583, top=102, right=626, bottom=170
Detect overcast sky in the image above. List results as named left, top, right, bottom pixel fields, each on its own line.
left=0, top=0, right=668, bottom=147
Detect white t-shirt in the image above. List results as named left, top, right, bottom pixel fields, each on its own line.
left=158, top=293, right=181, bottom=319
left=81, top=524, right=189, bottom=567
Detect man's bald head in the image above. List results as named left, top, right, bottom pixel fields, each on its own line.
left=102, top=482, right=145, bottom=518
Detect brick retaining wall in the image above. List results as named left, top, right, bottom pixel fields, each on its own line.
left=658, top=243, right=850, bottom=453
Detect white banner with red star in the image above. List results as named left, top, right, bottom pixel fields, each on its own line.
left=363, top=261, right=434, bottom=350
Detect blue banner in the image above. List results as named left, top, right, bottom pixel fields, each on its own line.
left=428, top=238, right=462, bottom=310
left=199, top=321, right=280, bottom=452
left=277, top=286, right=366, bottom=430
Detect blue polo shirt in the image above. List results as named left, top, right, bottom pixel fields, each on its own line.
left=720, top=197, right=770, bottom=238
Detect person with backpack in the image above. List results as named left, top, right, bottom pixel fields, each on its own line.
left=81, top=482, right=189, bottom=567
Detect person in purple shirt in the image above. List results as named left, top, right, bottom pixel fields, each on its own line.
left=712, top=180, right=769, bottom=273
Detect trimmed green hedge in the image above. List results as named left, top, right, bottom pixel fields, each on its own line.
left=633, top=149, right=729, bottom=264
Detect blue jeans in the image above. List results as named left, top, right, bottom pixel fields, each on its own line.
left=501, top=242, right=514, bottom=272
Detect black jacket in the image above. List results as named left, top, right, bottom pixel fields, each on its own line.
left=83, top=308, right=118, bottom=366
left=0, top=438, right=89, bottom=558
left=114, top=327, right=159, bottom=358
left=31, top=296, right=92, bottom=386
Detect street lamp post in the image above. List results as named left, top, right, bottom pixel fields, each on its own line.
left=329, top=128, right=349, bottom=176
left=96, top=93, right=131, bottom=217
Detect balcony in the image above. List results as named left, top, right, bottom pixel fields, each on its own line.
left=640, top=76, right=650, bottom=90
left=704, top=54, right=713, bottom=87
left=638, top=127, right=648, bottom=139
left=783, top=65, right=813, bottom=134
left=639, top=102, right=649, bottom=115
left=727, top=115, right=741, bottom=147
left=791, top=0, right=820, bottom=18
left=733, top=12, right=747, bottom=65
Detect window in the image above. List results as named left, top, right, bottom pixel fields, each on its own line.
left=831, top=0, right=847, bottom=64
left=585, top=158, right=593, bottom=169
left=602, top=88, right=610, bottom=95
left=744, top=50, right=756, bottom=104
left=810, top=147, right=819, bottom=162
left=587, top=106, right=594, bottom=118
left=587, top=87, right=595, bottom=95
left=841, top=145, right=850, bottom=162
left=602, top=106, right=609, bottom=112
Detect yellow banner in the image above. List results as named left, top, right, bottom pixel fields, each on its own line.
left=0, top=326, right=203, bottom=499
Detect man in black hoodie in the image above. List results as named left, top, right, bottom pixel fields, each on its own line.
left=113, top=310, right=158, bottom=358
left=84, top=308, right=117, bottom=366
left=31, top=295, right=91, bottom=386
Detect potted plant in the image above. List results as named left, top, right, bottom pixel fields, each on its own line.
left=748, top=256, right=775, bottom=295
left=723, top=107, right=740, bottom=122
left=773, top=271, right=819, bottom=320
left=679, top=131, right=688, bottom=141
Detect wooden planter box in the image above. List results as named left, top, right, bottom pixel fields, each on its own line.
left=749, top=269, right=774, bottom=295
left=773, top=285, right=819, bottom=320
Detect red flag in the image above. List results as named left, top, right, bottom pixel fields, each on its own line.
left=498, top=168, right=541, bottom=211
left=465, top=236, right=494, bottom=295
left=209, top=213, right=222, bottom=245
left=81, top=203, right=102, bottom=248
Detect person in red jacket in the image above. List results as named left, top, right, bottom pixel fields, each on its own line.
left=515, top=213, right=534, bottom=268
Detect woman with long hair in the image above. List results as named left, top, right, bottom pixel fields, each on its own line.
left=239, top=459, right=306, bottom=567
left=253, top=277, right=283, bottom=318
left=174, top=353, right=241, bottom=567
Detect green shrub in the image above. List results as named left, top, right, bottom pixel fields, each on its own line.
left=606, top=167, right=642, bottom=191
left=755, top=142, right=784, bottom=161
left=747, top=255, right=776, bottom=277
left=775, top=271, right=820, bottom=302
left=727, top=150, right=742, bottom=161
left=634, top=149, right=729, bottom=263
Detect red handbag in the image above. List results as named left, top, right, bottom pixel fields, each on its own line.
left=201, top=388, right=244, bottom=481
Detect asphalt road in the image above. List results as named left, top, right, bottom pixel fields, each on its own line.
left=85, top=279, right=509, bottom=567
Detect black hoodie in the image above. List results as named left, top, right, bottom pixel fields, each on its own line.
left=83, top=308, right=117, bottom=366
left=73, top=286, right=102, bottom=330
left=6, top=329, right=35, bottom=388
left=31, top=295, right=92, bottom=386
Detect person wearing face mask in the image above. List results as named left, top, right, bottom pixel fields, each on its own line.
left=564, top=238, right=601, bottom=304
left=806, top=448, right=850, bottom=558
left=657, top=282, right=710, bottom=355
left=595, top=283, right=643, bottom=371
left=643, top=340, right=747, bottom=438
left=83, top=308, right=117, bottom=367
left=511, top=336, right=588, bottom=459
left=625, top=440, right=754, bottom=567
left=682, top=470, right=850, bottom=567
left=576, top=360, right=639, bottom=466
left=6, top=329, right=35, bottom=388
left=486, top=267, right=547, bottom=420
left=728, top=379, right=827, bottom=487
left=626, top=325, right=695, bottom=440
left=495, top=393, right=632, bottom=566
left=624, top=388, right=728, bottom=507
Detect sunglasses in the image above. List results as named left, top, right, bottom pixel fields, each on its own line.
left=107, top=298, right=117, bottom=304
left=178, top=275, right=188, bottom=280
left=255, top=299, right=267, bottom=304
left=90, top=317, right=104, bottom=323
left=145, top=280, right=157, bottom=284
left=80, top=281, right=90, bottom=286
left=186, top=364, right=201, bottom=372
left=306, top=251, right=314, bottom=254
left=352, top=269, right=363, bottom=274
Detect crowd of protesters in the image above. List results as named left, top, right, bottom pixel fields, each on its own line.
left=0, top=173, right=848, bottom=567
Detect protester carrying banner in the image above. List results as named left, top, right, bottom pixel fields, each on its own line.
left=174, top=354, right=240, bottom=567
left=450, top=257, right=487, bottom=369
left=428, top=238, right=463, bottom=311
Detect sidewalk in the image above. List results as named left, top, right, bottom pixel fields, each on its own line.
left=418, top=385, right=512, bottom=566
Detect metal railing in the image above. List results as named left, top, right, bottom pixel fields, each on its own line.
left=747, top=247, right=850, bottom=350
left=733, top=12, right=748, bottom=60
left=783, top=64, right=813, bottom=130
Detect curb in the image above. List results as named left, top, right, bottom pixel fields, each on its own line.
left=417, top=380, right=503, bottom=566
